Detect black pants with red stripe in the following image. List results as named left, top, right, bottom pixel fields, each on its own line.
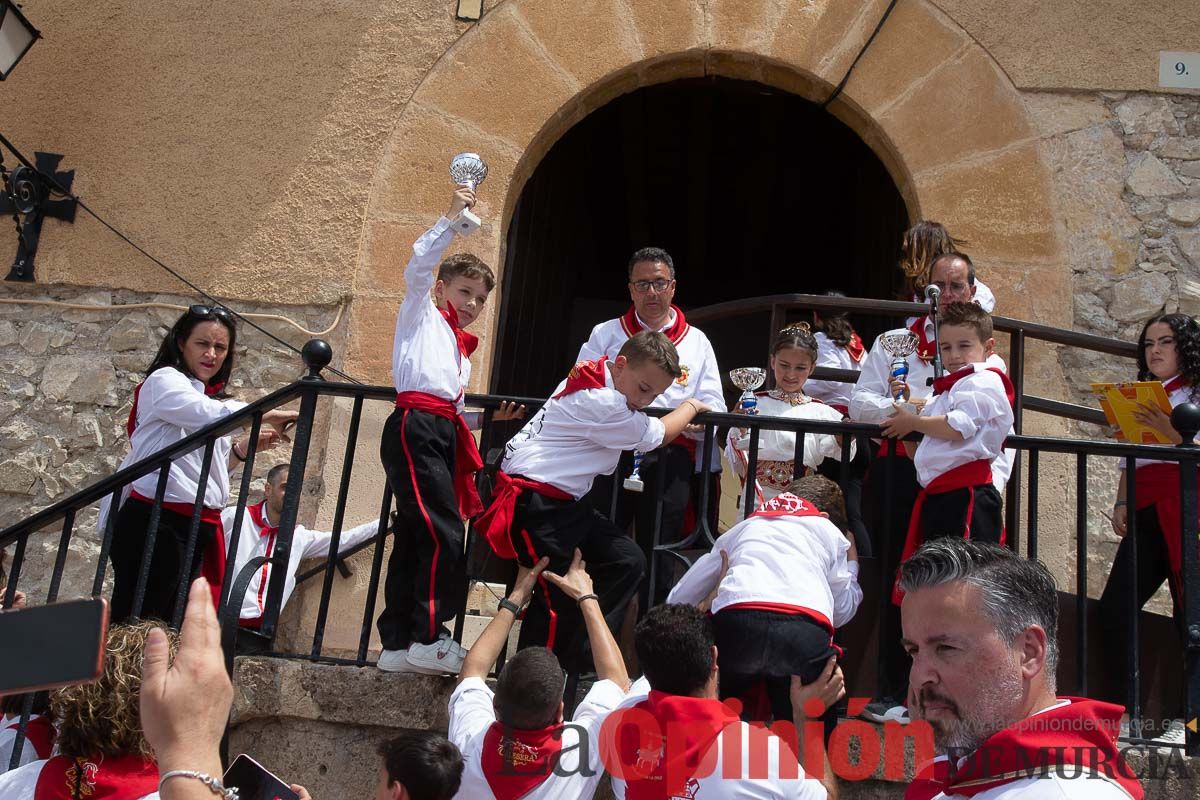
left=509, top=488, right=645, bottom=672
left=378, top=407, right=466, bottom=650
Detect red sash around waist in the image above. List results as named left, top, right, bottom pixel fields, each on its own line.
left=395, top=391, right=484, bottom=519
left=475, top=471, right=573, bottom=560
left=1134, top=462, right=1200, bottom=600
left=129, top=491, right=225, bottom=610
left=892, top=459, right=992, bottom=605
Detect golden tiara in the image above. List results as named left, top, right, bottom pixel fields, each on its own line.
left=779, top=322, right=812, bottom=335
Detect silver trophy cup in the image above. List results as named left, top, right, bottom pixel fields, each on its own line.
left=879, top=329, right=920, bottom=414
left=449, top=153, right=488, bottom=237
left=729, top=367, right=767, bottom=414
left=623, top=450, right=645, bottom=493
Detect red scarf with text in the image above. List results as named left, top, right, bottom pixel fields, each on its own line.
left=908, top=316, right=936, bottom=363
left=480, top=722, right=566, bottom=800
left=394, top=392, right=484, bottom=519
left=905, top=698, right=1142, bottom=800
left=439, top=301, right=479, bottom=359
left=619, top=305, right=690, bottom=344
left=126, top=379, right=224, bottom=438
left=616, top=692, right=741, bottom=800
left=34, top=753, right=159, bottom=800
left=6, top=715, right=54, bottom=760
left=752, top=492, right=827, bottom=520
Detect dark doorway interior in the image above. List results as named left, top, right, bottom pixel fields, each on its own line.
left=493, top=76, right=909, bottom=397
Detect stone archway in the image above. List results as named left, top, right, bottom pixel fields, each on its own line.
left=347, top=0, right=1068, bottom=391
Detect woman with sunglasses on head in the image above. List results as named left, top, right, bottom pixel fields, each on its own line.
left=104, top=305, right=298, bottom=624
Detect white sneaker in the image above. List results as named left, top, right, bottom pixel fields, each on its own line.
left=1154, top=720, right=1187, bottom=746
left=376, top=649, right=410, bottom=672
left=403, top=636, right=467, bottom=675
left=873, top=704, right=911, bottom=725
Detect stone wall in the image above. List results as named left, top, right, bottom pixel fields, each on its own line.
left=0, top=281, right=347, bottom=603
left=1028, top=89, right=1200, bottom=609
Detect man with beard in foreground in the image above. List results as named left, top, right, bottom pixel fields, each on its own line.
left=899, top=539, right=1143, bottom=800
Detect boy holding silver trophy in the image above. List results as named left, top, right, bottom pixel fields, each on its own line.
left=377, top=156, right=523, bottom=675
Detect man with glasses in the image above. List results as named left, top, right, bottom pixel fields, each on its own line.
left=576, top=247, right=726, bottom=609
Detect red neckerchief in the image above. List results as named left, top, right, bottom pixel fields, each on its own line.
left=476, top=471, right=572, bottom=560
left=1163, top=374, right=1187, bottom=395
left=908, top=316, right=936, bottom=363
left=931, top=364, right=1016, bottom=407
left=393, top=393, right=485, bottom=519
left=34, top=753, right=159, bottom=800
left=6, top=714, right=55, bottom=760
left=246, top=501, right=278, bottom=621
left=751, top=492, right=827, bottom=520
left=619, top=305, right=690, bottom=345
left=553, top=357, right=609, bottom=398
left=615, top=692, right=741, bottom=800
left=126, top=377, right=225, bottom=438
left=846, top=332, right=865, bottom=363
left=439, top=302, right=479, bottom=359
left=480, top=722, right=566, bottom=800
left=907, top=699, right=1142, bottom=800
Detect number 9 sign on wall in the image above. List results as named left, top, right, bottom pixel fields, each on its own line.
left=1160, top=51, right=1200, bottom=90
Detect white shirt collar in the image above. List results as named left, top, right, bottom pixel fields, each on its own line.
left=635, top=307, right=676, bottom=333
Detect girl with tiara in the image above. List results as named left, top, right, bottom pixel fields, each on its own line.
left=726, top=323, right=851, bottom=509
left=1098, top=312, right=1200, bottom=740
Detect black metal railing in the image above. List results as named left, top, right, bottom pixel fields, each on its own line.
left=2, top=311, right=1199, bottom=765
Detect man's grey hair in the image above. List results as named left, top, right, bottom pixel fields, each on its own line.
left=899, top=539, right=1059, bottom=677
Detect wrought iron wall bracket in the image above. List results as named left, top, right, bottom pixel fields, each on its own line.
left=0, top=152, right=76, bottom=282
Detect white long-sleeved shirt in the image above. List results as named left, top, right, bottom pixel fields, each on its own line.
left=392, top=216, right=470, bottom=412
left=0, top=759, right=158, bottom=799
left=804, top=332, right=861, bottom=410
left=448, top=676, right=625, bottom=800
left=667, top=497, right=862, bottom=628
left=725, top=393, right=852, bottom=505
left=850, top=319, right=1013, bottom=492
left=100, top=367, right=247, bottom=534
left=611, top=678, right=828, bottom=800
left=222, top=502, right=380, bottom=623
left=501, top=362, right=666, bottom=499
left=913, top=364, right=1014, bottom=488
left=576, top=309, right=726, bottom=471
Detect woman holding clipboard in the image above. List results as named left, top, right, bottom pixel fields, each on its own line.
left=1099, top=312, right=1200, bottom=734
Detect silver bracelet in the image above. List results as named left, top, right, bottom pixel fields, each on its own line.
left=159, top=770, right=239, bottom=800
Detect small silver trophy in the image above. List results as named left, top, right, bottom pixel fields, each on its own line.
left=624, top=450, right=645, bottom=493
left=449, top=153, right=488, bottom=237
left=729, top=367, right=767, bottom=414
left=879, top=329, right=920, bottom=414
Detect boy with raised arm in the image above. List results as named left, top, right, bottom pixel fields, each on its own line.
left=475, top=330, right=709, bottom=670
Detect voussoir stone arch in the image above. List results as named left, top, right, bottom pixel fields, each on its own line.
left=348, top=0, right=1068, bottom=385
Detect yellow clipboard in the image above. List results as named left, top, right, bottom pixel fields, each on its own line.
left=1090, top=381, right=1173, bottom=444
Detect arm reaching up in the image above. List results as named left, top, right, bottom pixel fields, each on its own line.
left=458, top=557, right=549, bottom=683
left=544, top=549, right=630, bottom=690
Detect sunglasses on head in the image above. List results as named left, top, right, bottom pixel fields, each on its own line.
left=189, top=304, right=234, bottom=322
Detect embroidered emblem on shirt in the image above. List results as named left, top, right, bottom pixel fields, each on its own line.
left=676, top=364, right=690, bottom=387
left=499, top=739, right=540, bottom=768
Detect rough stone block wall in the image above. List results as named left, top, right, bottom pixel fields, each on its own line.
left=0, top=281, right=347, bottom=604
left=1029, top=89, right=1200, bottom=611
